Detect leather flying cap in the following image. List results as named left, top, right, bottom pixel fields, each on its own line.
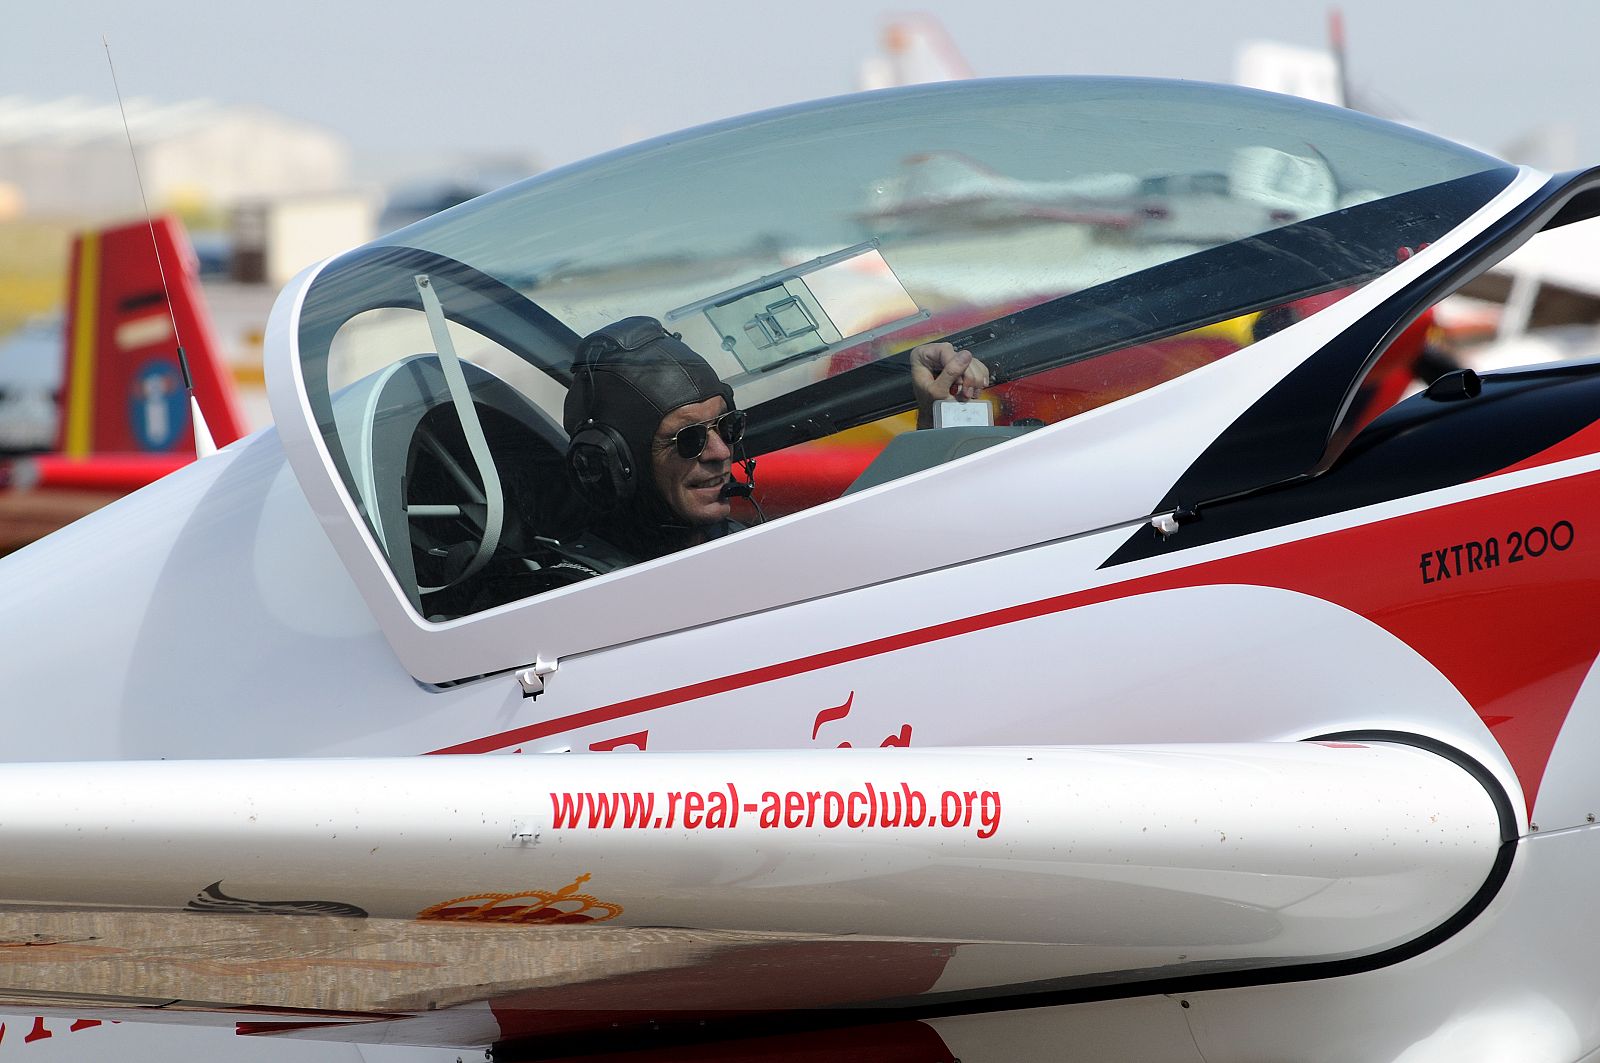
left=564, top=316, right=734, bottom=462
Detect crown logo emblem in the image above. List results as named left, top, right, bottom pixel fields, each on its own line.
left=416, top=874, right=623, bottom=925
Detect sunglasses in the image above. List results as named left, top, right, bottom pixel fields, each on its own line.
left=663, top=409, right=747, bottom=459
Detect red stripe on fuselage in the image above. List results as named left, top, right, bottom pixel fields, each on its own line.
left=436, top=470, right=1600, bottom=814
left=428, top=577, right=1161, bottom=754
left=1196, top=471, right=1599, bottom=814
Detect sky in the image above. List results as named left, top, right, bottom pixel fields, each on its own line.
left=6, top=0, right=1600, bottom=183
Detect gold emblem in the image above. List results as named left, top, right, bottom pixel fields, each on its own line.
left=416, top=873, right=623, bottom=924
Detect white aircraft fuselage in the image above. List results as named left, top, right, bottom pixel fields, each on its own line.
left=5, top=77, right=1600, bottom=1062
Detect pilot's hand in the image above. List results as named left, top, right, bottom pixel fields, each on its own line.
left=910, top=342, right=991, bottom=429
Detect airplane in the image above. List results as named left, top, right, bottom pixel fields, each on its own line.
left=0, top=215, right=248, bottom=552
left=5, top=74, right=1600, bottom=1062
left=1236, top=14, right=1600, bottom=381
left=857, top=12, right=974, bottom=92
left=0, top=317, right=60, bottom=455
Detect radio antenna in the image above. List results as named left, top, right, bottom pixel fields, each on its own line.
left=103, top=35, right=216, bottom=457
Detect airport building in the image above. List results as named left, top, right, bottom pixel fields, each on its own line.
left=0, top=96, right=350, bottom=218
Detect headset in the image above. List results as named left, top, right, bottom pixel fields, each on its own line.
left=564, top=317, right=752, bottom=513
left=566, top=417, right=638, bottom=509
left=564, top=321, right=650, bottom=509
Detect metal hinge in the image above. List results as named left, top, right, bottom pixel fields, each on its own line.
left=516, top=656, right=558, bottom=698
left=1149, top=504, right=1200, bottom=540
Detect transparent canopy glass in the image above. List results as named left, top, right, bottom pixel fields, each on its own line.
left=294, top=77, right=1512, bottom=618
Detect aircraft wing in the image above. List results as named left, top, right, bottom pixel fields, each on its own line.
left=0, top=742, right=1508, bottom=1051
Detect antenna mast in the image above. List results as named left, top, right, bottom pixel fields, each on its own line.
left=102, top=36, right=216, bottom=457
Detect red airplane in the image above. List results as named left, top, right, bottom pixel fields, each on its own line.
left=0, top=216, right=246, bottom=552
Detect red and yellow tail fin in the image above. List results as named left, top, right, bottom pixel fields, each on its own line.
left=56, top=216, right=246, bottom=457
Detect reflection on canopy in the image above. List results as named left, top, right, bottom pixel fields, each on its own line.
left=293, top=77, right=1514, bottom=619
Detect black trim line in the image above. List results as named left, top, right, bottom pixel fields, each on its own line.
left=1105, top=165, right=1600, bottom=569
left=493, top=732, right=1516, bottom=1062
left=1101, top=358, right=1600, bottom=562
left=1544, top=172, right=1600, bottom=230
left=1310, top=730, right=1520, bottom=846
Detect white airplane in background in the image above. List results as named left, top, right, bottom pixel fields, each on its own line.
left=8, top=75, right=1600, bottom=1063
left=0, top=318, right=60, bottom=455
left=1236, top=13, right=1600, bottom=377
left=857, top=12, right=973, bottom=91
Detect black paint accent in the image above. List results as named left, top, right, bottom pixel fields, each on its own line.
left=118, top=290, right=168, bottom=313
left=493, top=734, right=1516, bottom=1062
left=1310, top=731, right=1520, bottom=847
left=184, top=881, right=369, bottom=918
left=1106, top=358, right=1600, bottom=565
left=1545, top=178, right=1600, bottom=229
left=1106, top=165, right=1600, bottom=568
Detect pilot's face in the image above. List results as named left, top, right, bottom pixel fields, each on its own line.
left=652, top=396, right=733, bottom=527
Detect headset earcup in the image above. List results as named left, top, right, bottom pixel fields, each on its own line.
left=566, top=424, right=637, bottom=509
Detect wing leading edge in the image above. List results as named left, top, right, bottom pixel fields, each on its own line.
left=0, top=742, right=1505, bottom=1047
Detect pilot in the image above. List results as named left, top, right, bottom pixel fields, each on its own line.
left=560, top=317, right=989, bottom=568
left=562, top=316, right=744, bottom=564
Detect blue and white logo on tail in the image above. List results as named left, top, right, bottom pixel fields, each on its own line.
left=128, top=361, right=187, bottom=452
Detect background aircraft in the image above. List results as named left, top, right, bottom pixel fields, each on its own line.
left=0, top=215, right=245, bottom=552
left=0, top=316, right=59, bottom=454
left=1232, top=12, right=1600, bottom=377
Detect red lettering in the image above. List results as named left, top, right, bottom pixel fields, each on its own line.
left=879, top=724, right=913, bottom=747
left=589, top=730, right=649, bottom=752
left=784, top=791, right=805, bottom=827
left=540, top=784, right=1001, bottom=837
left=812, top=692, right=854, bottom=739
left=684, top=790, right=705, bottom=828
left=588, top=791, right=621, bottom=827
left=977, top=791, right=1002, bottom=839
left=550, top=791, right=582, bottom=828
left=822, top=791, right=844, bottom=828
left=903, top=784, right=926, bottom=826
left=847, top=791, right=869, bottom=827
left=619, top=791, right=653, bottom=827
left=25, top=1017, right=52, bottom=1043
left=881, top=787, right=904, bottom=826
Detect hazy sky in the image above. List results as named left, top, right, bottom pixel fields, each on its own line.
left=8, top=0, right=1600, bottom=181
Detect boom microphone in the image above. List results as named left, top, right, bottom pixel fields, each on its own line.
left=720, top=455, right=757, bottom=499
